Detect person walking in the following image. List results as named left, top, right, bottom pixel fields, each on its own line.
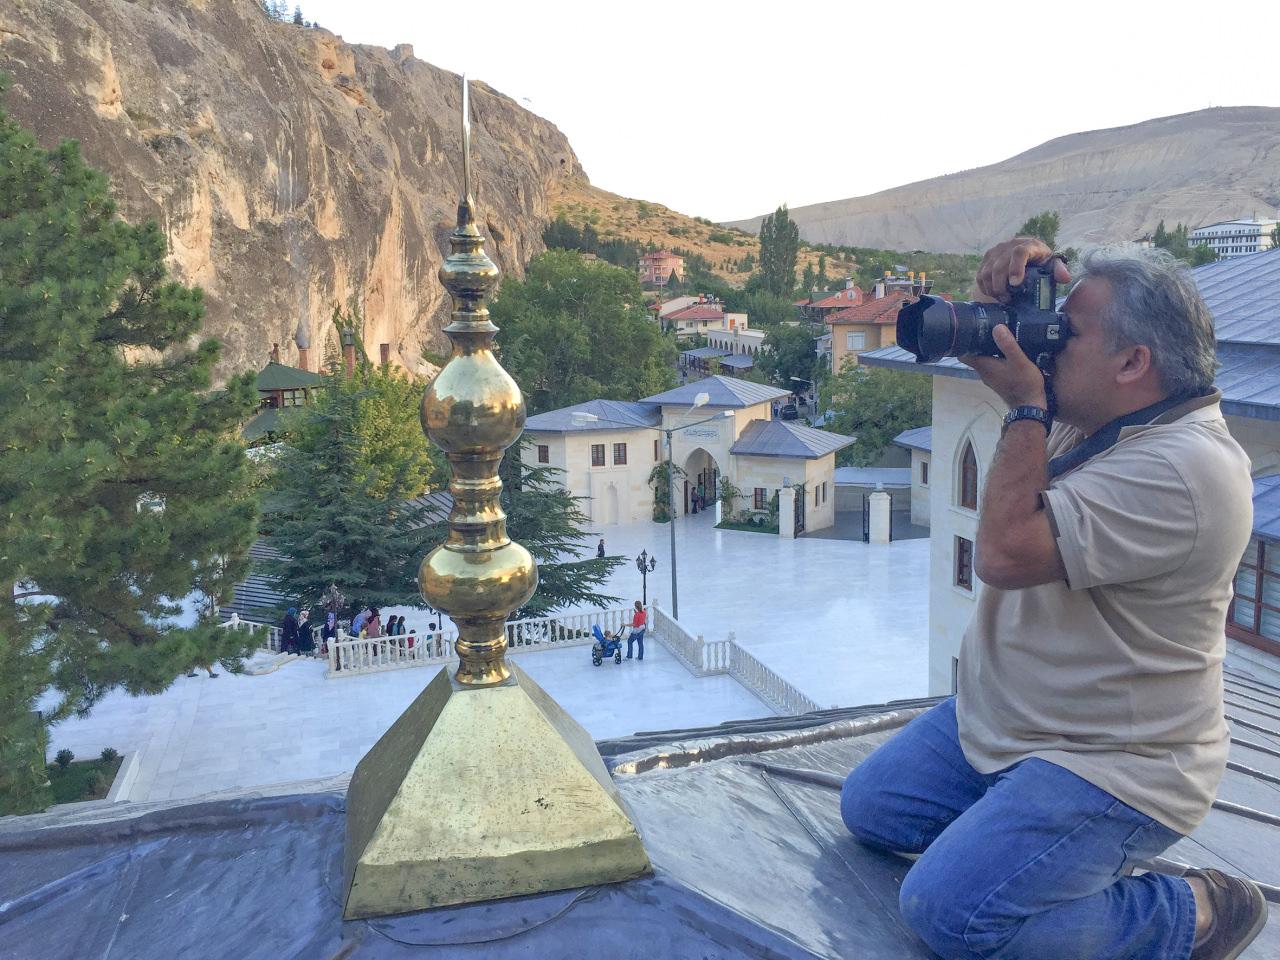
left=187, top=662, right=219, bottom=678
left=281, top=608, right=300, bottom=655
left=596, top=538, right=606, bottom=558
left=365, top=608, right=383, bottom=639
left=625, top=600, right=647, bottom=661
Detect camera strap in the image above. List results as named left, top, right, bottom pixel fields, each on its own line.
left=1047, top=393, right=1193, bottom=480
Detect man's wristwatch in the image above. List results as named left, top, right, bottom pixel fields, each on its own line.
left=1002, top=404, right=1052, bottom=434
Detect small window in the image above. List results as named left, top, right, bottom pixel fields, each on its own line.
left=537, top=444, right=549, bottom=464
left=613, top=442, right=627, bottom=465
left=955, top=536, right=974, bottom=591
left=845, top=331, right=865, bottom=351
left=815, top=486, right=820, bottom=507
left=822, top=481, right=828, bottom=503
left=959, top=442, right=979, bottom=510
left=591, top=444, right=605, bottom=467
left=754, top=487, right=767, bottom=510
left=654, top=438, right=660, bottom=461
left=950, top=657, right=959, bottom=694
left=921, top=460, right=929, bottom=486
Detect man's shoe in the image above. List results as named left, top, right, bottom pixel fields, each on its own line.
left=625, top=655, right=633, bottom=660
left=1188, top=867, right=1269, bottom=960
left=187, top=672, right=198, bottom=678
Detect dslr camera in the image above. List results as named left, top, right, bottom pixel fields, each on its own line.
left=896, top=258, right=1071, bottom=368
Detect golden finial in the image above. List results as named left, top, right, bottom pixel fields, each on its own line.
left=418, top=75, right=537, bottom=686
left=341, top=76, right=648, bottom=920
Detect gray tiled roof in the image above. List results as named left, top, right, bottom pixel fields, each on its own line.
left=1255, top=474, right=1280, bottom=544
left=893, top=426, right=932, bottom=453
left=730, top=419, right=854, bottom=459
left=641, top=375, right=790, bottom=408
left=524, top=399, right=661, bottom=433
left=6, top=679, right=1279, bottom=959
left=717, top=354, right=754, bottom=369
left=681, top=346, right=730, bottom=359
left=1192, top=246, right=1280, bottom=345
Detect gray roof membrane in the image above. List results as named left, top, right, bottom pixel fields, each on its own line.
left=730, top=420, right=855, bottom=459
left=641, top=374, right=791, bottom=408
left=2, top=680, right=1278, bottom=959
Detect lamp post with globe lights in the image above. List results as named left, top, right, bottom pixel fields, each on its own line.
left=635, top=550, right=657, bottom=606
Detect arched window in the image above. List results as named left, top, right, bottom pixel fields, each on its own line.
left=959, top=441, right=979, bottom=510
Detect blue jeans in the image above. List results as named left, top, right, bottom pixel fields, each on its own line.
left=626, top=629, right=645, bottom=659
left=841, top=699, right=1195, bottom=960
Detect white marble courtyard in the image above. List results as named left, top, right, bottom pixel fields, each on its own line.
left=44, top=511, right=930, bottom=805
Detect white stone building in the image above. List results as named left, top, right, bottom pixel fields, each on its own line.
left=522, top=376, right=853, bottom=535
left=892, top=426, right=932, bottom=528
left=861, top=248, right=1280, bottom=693
left=1190, top=217, right=1278, bottom=259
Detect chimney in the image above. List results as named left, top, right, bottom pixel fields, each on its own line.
left=873, top=279, right=886, bottom=300
left=341, top=328, right=356, bottom=378
left=294, top=320, right=312, bottom=372
left=269, top=342, right=281, bottom=364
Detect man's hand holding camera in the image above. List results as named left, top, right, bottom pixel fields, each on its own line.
left=962, top=237, right=1071, bottom=411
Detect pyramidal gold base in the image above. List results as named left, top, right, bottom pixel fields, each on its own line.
left=342, top=661, right=652, bottom=919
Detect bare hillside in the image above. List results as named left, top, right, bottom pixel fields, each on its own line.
left=727, top=107, right=1280, bottom=254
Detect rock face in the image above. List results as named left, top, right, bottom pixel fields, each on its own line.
left=0, top=0, right=581, bottom=379
left=728, top=107, right=1280, bottom=254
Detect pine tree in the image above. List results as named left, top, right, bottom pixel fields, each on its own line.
left=817, top=253, right=828, bottom=288
left=261, top=366, right=429, bottom=613
left=0, top=79, right=259, bottom=812
left=758, top=204, right=799, bottom=298
left=293, top=5, right=304, bottom=25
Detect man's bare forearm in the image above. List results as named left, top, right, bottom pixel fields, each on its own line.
left=975, top=421, right=1063, bottom=587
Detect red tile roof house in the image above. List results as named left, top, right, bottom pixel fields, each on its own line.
left=799, top=278, right=863, bottom=322
left=639, top=250, right=684, bottom=287
left=665, top=300, right=726, bottom=340
left=826, top=290, right=914, bottom=373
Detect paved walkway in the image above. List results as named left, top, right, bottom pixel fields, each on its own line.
left=43, top=512, right=930, bottom=804
left=589, top=512, right=931, bottom=710
left=44, top=640, right=771, bottom=804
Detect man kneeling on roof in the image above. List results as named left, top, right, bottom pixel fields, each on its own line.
left=842, top=239, right=1266, bottom=960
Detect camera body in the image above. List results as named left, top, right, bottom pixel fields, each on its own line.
left=896, top=261, right=1071, bottom=366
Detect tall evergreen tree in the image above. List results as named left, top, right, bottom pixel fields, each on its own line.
left=0, top=80, right=259, bottom=812
left=758, top=204, right=800, bottom=298
left=261, top=366, right=428, bottom=613
left=292, top=4, right=304, bottom=24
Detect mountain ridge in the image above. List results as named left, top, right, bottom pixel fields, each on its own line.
left=726, top=106, right=1280, bottom=254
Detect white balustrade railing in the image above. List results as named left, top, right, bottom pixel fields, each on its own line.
left=649, top=602, right=823, bottom=716
left=324, top=605, right=642, bottom=678
left=218, top=612, right=283, bottom=652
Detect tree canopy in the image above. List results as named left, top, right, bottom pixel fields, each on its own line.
left=0, top=82, right=259, bottom=811
left=261, top=364, right=431, bottom=614
left=1016, top=210, right=1061, bottom=249
left=757, top=322, right=818, bottom=390
left=1152, top=220, right=1218, bottom=266
left=820, top=362, right=932, bottom=467
left=490, top=250, right=675, bottom=415
left=758, top=204, right=799, bottom=298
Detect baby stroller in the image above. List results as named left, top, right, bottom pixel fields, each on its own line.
left=591, top=624, right=624, bottom=666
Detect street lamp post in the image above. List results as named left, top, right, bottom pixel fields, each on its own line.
left=635, top=550, right=657, bottom=606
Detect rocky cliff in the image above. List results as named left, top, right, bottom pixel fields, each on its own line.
left=0, top=0, right=581, bottom=378
left=727, top=107, right=1280, bottom=254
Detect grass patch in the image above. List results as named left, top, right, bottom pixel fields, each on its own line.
left=47, top=756, right=122, bottom=805
left=716, top=518, right=778, bottom=534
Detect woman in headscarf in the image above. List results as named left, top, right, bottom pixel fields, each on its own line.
left=281, top=608, right=300, bottom=654
left=297, top=610, right=315, bottom=654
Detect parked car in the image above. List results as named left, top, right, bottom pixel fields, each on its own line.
left=780, top=403, right=799, bottom=421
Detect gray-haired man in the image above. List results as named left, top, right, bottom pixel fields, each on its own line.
left=842, top=240, right=1263, bottom=959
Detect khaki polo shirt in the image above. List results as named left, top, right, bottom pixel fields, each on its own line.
left=956, top=392, right=1254, bottom=835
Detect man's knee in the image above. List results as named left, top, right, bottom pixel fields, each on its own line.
left=899, top=857, right=986, bottom=960
left=840, top=764, right=901, bottom=849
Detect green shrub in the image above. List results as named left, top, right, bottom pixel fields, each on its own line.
left=55, top=748, right=74, bottom=769
left=100, top=747, right=120, bottom=763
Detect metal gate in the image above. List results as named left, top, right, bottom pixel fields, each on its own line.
left=794, top=485, right=805, bottom=536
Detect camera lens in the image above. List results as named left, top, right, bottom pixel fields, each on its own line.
left=896, top=295, right=1010, bottom=362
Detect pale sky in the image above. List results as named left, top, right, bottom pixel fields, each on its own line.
left=299, top=0, right=1280, bottom=223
